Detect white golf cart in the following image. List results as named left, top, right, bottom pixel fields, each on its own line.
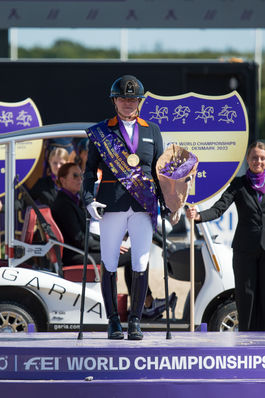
left=0, top=123, right=237, bottom=333
left=0, top=123, right=108, bottom=333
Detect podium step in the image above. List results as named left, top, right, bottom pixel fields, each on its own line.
left=1, top=331, right=265, bottom=383
left=1, top=378, right=265, bottom=398
left=0, top=332, right=265, bottom=398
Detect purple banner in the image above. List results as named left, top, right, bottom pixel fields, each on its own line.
left=0, top=98, right=42, bottom=196
left=0, top=100, right=41, bottom=134
left=140, top=91, right=248, bottom=205
left=2, top=345, right=265, bottom=380
left=140, top=93, right=246, bottom=132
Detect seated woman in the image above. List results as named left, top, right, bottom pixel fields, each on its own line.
left=51, top=162, right=100, bottom=266
left=30, top=147, right=69, bottom=207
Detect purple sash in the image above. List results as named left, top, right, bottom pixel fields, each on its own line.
left=87, top=120, right=158, bottom=229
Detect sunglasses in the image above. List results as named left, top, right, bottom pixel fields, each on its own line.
left=72, top=172, right=83, bottom=179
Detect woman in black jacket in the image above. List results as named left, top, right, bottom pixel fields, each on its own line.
left=51, top=162, right=100, bottom=266
left=186, top=141, right=265, bottom=331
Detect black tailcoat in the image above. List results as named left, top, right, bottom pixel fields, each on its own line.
left=82, top=116, right=163, bottom=212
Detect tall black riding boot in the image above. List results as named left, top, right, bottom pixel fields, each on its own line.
left=128, top=270, right=148, bottom=340
left=101, top=263, right=124, bottom=340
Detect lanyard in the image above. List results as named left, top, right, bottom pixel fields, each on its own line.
left=117, top=116, right=139, bottom=154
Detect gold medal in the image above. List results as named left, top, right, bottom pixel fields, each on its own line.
left=127, top=153, right=140, bottom=167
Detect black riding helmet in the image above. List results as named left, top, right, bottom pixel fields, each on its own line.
left=110, top=75, right=145, bottom=99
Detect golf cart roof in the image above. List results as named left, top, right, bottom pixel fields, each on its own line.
left=1, top=122, right=95, bottom=265
left=0, top=122, right=95, bottom=144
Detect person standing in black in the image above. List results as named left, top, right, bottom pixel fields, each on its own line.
left=186, top=141, right=265, bottom=331
left=83, top=75, right=164, bottom=340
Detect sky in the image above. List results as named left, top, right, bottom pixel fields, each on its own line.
left=13, top=28, right=263, bottom=54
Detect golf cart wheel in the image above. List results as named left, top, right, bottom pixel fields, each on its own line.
left=0, top=303, right=37, bottom=333
left=208, top=301, right=238, bottom=332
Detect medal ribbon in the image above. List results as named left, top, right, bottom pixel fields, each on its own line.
left=87, top=121, right=158, bottom=229
left=117, top=116, right=139, bottom=153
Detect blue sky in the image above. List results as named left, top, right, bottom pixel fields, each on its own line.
left=14, top=28, right=262, bottom=53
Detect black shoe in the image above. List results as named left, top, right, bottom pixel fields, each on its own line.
left=128, top=316, right=143, bottom=340
left=142, top=292, right=177, bottom=320
left=108, top=315, right=124, bottom=340
left=142, top=298, right=166, bottom=320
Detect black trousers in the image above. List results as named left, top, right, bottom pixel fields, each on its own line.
left=233, top=246, right=265, bottom=331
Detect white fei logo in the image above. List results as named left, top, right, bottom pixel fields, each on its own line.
left=23, top=357, right=61, bottom=371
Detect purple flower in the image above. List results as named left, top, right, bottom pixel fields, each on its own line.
left=159, top=153, right=197, bottom=179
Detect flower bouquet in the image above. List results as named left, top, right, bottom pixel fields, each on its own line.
left=156, top=143, right=198, bottom=225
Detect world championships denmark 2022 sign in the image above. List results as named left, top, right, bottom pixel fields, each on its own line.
left=140, top=90, right=249, bottom=205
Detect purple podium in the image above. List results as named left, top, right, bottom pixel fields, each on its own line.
left=1, top=331, right=265, bottom=397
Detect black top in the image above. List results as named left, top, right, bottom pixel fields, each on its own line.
left=199, top=175, right=265, bottom=252
left=51, top=190, right=100, bottom=266
left=30, top=176, right=58, bottom=208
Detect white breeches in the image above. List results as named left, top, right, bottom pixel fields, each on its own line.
left=99, top=207, right=153, bottom=272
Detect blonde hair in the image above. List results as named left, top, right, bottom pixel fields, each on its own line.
left=246, top=141, right=265, bottom=158
left=48, top=147, right=69, bottom=163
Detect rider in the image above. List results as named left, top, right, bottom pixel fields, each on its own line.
left=83, top=75, right=164, bottom=340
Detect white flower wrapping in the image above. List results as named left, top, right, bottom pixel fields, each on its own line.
left=156, top=144, right=199, bottom=225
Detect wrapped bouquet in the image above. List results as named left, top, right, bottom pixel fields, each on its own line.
left=156, top=143, right=198, bottom=225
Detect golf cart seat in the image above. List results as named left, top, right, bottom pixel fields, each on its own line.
left=21, top=205, right=64, bottom=263
left=21, top=205, right=100, bottom=282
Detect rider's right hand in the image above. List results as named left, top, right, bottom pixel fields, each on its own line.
left=87, top=201, right=106, bottom=221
